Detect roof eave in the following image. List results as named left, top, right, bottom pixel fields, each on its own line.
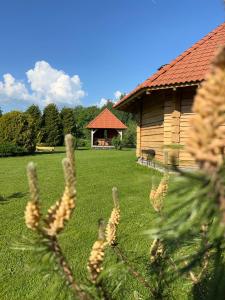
left=86, top=127, right=127, bottom=129
left=114, top=81, right=201, bottom=110
left=113, top=88, right=147, bottom=110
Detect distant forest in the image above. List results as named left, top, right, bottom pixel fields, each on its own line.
left=0, top=100, right=136, bottom=154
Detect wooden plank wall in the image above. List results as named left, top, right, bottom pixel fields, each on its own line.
left=163, top=90, right=181, bottom=164
left=137, top=87, right=198, bottom=168
left=140, top=94, right=164, bottom=162
left=163, top=92, right=173, bottom=147
left=179, top=89, right=196, bottom=167
left=135, top=107, right=141, bottom=157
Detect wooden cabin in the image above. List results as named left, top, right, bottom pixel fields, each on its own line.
left=114, top=23, right=225, bottom=168
left=86, top=108, right=127, bottom=148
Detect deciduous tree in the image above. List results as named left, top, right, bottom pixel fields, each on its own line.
left=0, top=111, right=36, bottom=153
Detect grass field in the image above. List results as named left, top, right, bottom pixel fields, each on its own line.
left=0, top=148, right=191, bottom=299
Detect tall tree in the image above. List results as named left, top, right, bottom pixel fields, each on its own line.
left=42, top=104, right=62, bottom=146
left=74, top=105, right=100, bottom=138
left=26, top=104, right=42, bottom=140
left=60, top=107, right=76, bottom=136
left=0, top=107, right=2, bottom=117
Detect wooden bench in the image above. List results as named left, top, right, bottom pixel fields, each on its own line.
left=36, top=146, right=55, bottom=152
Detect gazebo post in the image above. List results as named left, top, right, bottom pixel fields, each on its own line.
left=91, top=129, right=97, bottom=147
left=117, top=130, right=123, bottom=140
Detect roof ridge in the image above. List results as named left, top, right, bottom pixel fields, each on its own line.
left=145, top=22, right=225, bottom=86
left=87, top=108, right=110, bottom=127
left=86, top=107, right=127, bottom=129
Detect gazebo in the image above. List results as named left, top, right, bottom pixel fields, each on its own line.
left=86, top=108, right=127, bottom=148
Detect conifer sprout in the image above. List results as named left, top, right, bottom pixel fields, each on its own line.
left=149, top=176, right=157, bottom=204
left=25, top=162, right=40, bottom=230
left=65, top=133, right=75, bottom=177
left=27, top=162, right=40, bottom=204
left=187, top=46, right=225, bottom=174
left=25, top=200, right=40, bottom=230
left=149, top=238, right=164, bottom=263
left=150, top=174, right=169, bottom=213
left=149, top=175, right=168, bottom=262
left=105, top=187, right=120, bottom=246
left=44, top=137, right=76, bottom=236
left=87, top=219, right=107, bottom=283
left=24, top=135, right=90, bottom=299
left=112, top=186, right=119, bottom=208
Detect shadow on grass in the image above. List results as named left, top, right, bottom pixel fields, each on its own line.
left=75, top=147, right=90, bottom=151
left=34, top=151, right=66, bottom=155
left=0, top=192, right=27, bottom=205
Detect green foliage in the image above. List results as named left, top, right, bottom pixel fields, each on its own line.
left=25, top=105, right=42, bottom=139
left=74, top=105, right=100, bottom=139
left=0, top=102, right=136, bottom=150
left=147, top=172, right=223, bottom=241
left=111, top=136, right=122, bottom=150
left=146, top=166, right=225, bottom=299
left=75, top=138, right=90, bottom=149
left=41, top=104, right=62, bottom=146
left=0, top=111, right=36, bottom=153
left=0, top=143, right=25, bottom=157
left=101, top=100, right=134, bottom=125
left=122, top=120, right=136, bottom=147
left=60, top=107, right=76, bottom=137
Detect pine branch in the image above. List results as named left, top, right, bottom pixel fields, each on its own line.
left=113, top=245, right=155, bottom=297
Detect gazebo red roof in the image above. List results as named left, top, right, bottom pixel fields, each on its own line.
left=86, top=108, right=127, bottom=129
left=114, top=22, right=225, bottom=109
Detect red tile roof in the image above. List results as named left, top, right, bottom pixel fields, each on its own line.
left=114, top=22, right=225, bottom=109
left=86, top=108, right=127, bottom=129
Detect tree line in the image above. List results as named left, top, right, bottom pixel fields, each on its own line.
left=0, top=101, right=136, bottom=155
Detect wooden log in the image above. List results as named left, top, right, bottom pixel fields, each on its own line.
left=141, top=124, right=164, bottom=130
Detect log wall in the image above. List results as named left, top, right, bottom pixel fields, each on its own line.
left=137, top=87, right=197, bottom=168
left=179, top=90, right=196, bottom=167
left=135, top=105, right=141, bottom=157
left=139, top=94, right=164, bottom=162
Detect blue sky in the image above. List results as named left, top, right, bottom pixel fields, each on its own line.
left=0, top=0, right=224, bottom=112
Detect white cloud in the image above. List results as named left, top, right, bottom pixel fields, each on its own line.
left=114, top=90, right=122, bottom=100
left=96, top=97, right=108, bottom=108
left=96, top=90, right=123, bottom=108
left=0, top=74, right=32, bottom=103
left=0, top=60, right=85, bottom=108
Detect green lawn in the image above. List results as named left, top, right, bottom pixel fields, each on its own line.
left=0, top=149, right=190, bottom=299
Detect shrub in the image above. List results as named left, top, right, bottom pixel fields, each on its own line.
left=111, top=136, right=122, bottom=150
left=75, top=138, right=90, bottom=149
left=0, top=143, right=26, bottom=157
left=0, top=111, right=36, bottom=153
left=122, top=121, right=136, bottom=148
